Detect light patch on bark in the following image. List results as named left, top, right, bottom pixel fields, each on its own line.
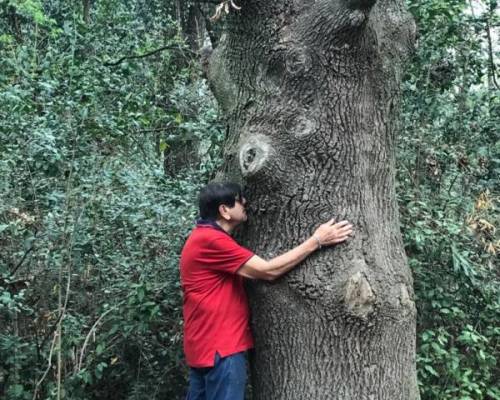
left=239, top=134, right=274, bottom=176
left=285, top=47, right=311, bottom=75
left=289, top=115, right=316, bottom=138
left=344, top=271, right=376, bottom=319
left=348, top=9, right=368, bottom=26
left=256, top=63, right=280, bottom=94
left=399, top=283, right=415, bottom=316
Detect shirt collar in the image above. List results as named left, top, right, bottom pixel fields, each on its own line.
left=196, top=219, right=228, bottom=234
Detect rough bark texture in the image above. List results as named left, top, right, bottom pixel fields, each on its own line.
left=208, top=0, right=418, bottom=399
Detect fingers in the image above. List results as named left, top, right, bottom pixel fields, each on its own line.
left=324, top=218, right=335, bottom=226
left=326, top=221, right=354, bottom=245
left=333, top=234, right=352, bottom=244
left=314, top=218, right=354, bottom=247
left=333, top=220, right=350, bottom=229
left=334, top=222, right=353, bottom=234
left=336, top=225, right=353, bottom=235
left=333, top=225, right=353, bottom=242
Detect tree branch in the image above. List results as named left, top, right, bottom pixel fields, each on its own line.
left=77, top=306, right=116, bottom=372
left=32, top=331, right=58, bottom=400
left=10, top=244, right=34, bottom=276
left=485, top=19, right=499, bottom=90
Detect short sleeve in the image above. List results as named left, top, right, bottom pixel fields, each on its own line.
left=202, top=234, right=254, bottom=274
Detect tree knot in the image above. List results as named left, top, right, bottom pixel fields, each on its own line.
left=238, top=134, right=274, bottom=176
left=344, top=271, right=376, bottom=319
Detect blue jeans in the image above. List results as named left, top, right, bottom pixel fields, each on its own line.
left=186, top=352, right=247, bottom=400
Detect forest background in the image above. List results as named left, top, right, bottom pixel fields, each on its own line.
left=0, top=0, right=498, bottom=399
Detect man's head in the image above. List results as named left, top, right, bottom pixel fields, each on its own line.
left=199, top=182, right=247, bottom=225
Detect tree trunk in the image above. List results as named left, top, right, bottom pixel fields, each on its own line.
left=82, top=0, right=91, bottom=25
left=208, top=1, right=418, bottom=399
left=184, top=4, right=205, bottom=52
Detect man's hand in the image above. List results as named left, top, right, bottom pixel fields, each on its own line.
left=312, top=219, right=353, bottom=248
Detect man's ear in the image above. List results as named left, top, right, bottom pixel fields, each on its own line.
left=218, top=204, right=230, bottom=220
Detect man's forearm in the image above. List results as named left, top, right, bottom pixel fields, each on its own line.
left=237, top=219, right=353, bottom=281
left=265, top=237, right=318, bottom=278
left=238, top=237, right=319, bottom=281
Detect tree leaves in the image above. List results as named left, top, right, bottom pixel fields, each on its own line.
left=401, top=1, right=499, bottom=398
left=0, top=0, right=223, bottom=398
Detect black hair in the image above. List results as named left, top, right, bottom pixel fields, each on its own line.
left=198, top=182, right=244, bottom=220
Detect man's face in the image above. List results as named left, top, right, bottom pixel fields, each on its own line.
left=233, top=196, right=248, bottom=223
left=217, top=195, right=248, bottom=226
left=225, top=195, right=247, bottom=224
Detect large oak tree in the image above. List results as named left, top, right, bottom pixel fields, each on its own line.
left=208, top=0, right=419, bottom=398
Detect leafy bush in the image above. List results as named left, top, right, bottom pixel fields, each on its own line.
left=0, top=1, right=222, bottom=398
left=1, top=0, right=498, bottom=399
left=400, top=0, right=499, bottom=398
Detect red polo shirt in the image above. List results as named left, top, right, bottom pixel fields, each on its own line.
left=180, top=224, right=255, bottom=367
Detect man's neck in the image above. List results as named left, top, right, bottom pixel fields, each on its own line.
left=215, top=219, right=235, bottom=234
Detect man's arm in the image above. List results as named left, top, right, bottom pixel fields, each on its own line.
left=237, top=219, right=353, bottom=281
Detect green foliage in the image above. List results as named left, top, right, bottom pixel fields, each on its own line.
left=0, top=1, right=222, bottom=399
left=401, top=0, right=499, bottom=398
left=1, top=0, right=498, bottom=399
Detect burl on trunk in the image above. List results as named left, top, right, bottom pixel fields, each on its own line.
left=208, top=0, right=419, bottom=398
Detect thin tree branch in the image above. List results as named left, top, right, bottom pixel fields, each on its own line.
left=10, top=243, right=35, bottom=276
left=32, top=331, right=58, bottom=400
left=485, top=19, right=499, bottom=90
left=77, top=306, right=116, bottom=371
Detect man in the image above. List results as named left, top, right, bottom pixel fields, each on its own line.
left=180, top=182, right=353, bottom=400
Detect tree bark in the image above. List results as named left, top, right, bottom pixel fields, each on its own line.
left=208, top=0, right=418, bottom=398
